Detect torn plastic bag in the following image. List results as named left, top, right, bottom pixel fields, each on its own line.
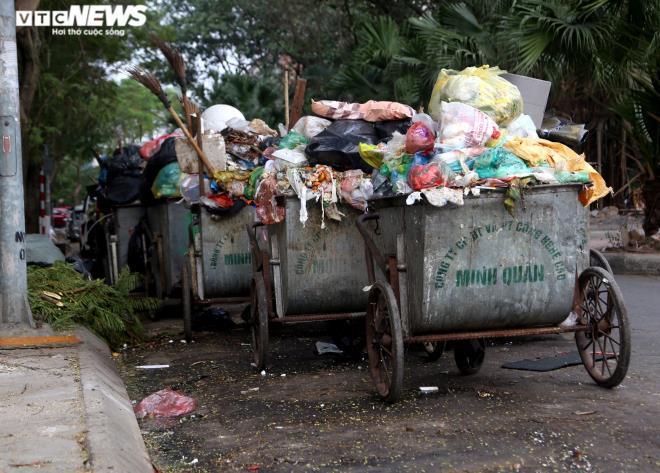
left=134, top=388, right=197, bottom=418
left=180, top=174, right=211, bottom=205
left=305, top=119, right=379, bottom=172
left=279, top=130, right=309, bottom=149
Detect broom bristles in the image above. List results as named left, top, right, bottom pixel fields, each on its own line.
left=126, top=66, right=171, bottom=109
left=150, top=34, right=187, bottom=92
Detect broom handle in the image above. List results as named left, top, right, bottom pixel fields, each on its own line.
left=168, top=106, right=215, bottom=174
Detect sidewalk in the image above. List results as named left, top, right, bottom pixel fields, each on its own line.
left=0, top=327, right=152, bottom=473
left=603, top=251, right=660, bottom=276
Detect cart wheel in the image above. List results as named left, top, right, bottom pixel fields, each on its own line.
left=366, top=282, right=404, bottom=403
left=182, top=262, right=192, bottom=343
left=423, top=341, right=445, bottom=361
left=590, top=249, right=613, bottom=275
left=251, top=274, right=269, bottom=371
left=454, top=339, right=485, bottom=375
left=575, top=267, right=630, bottom=388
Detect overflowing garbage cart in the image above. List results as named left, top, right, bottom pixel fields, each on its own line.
left=357, top=185, right=629, bottom=401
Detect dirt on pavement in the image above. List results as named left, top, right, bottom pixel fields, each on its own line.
left=114, top=295, right=659, bottom=473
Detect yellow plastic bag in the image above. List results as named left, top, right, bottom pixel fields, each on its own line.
left=504, top=138, right=611, bottom=206
left=358, top=143, right=386, bottom=169
left=428, top=65, right=523, bottom=126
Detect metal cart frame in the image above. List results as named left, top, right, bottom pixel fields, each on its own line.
left=246, top=197, right=369, bottom=370
left=356, top=185, right=631, bottom=402
left=180, top=206, right=255, bottom=341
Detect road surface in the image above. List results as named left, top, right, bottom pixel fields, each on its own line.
left=116, top=275, right=660, bottom=472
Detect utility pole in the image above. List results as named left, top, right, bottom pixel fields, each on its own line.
left=0, top=2, right=34, bottom=327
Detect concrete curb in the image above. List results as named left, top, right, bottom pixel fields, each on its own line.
left=76, top=327, right=153, bottom=473
left=603, top=252, right=660, bottom=276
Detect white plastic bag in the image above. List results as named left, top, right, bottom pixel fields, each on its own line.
left=506, top=114, right=538, bottom=139
left=437, top=102, right=500, bottom=150
left=292, top=116, right=332, bottom=139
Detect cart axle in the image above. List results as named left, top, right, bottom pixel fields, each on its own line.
left=405, top=325, right=586, bottom=344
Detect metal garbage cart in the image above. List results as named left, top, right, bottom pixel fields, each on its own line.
left=247, top=197, right=374, bottom=370
left=180, top=205, right=256, bottom=341
left=356, top=184, right=631, bottom=402
left=104, top=203, right=145, bottom=284
left=146, top=199, right=191, bottom=299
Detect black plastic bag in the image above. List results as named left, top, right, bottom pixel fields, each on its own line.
left=101, top=145, right=143, bottom=206
left=305, top=119, right=412, bottom=172
left=140, top=137, right=178, bottom=204
left=305, top=120, right=379, bottom=172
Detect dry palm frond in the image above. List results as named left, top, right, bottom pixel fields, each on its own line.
left=127, top=66, right=170, bottom=108
left=150, top=34, right=187, bottom=93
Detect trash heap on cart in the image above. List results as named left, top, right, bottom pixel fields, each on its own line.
left=96, top=64, right=611, bottom=227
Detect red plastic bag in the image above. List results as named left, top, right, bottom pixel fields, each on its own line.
left=405, top=122, right=435, bottom=155
left=139, top=132, right=181, bottom=160
left=408, top=163, right=444, bottom=190
left=134, top=388, right=197, bottom=418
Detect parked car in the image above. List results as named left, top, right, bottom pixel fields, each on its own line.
left=52, top=206, right=71, bottom=228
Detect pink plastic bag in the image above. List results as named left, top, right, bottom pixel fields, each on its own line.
left=139, top=131, right=181, bottom=160
left=134, top=388, right=197, bottom=418
left=408, top=163, right=444, bottom=190
left=405, top=122, right=435, bottom=155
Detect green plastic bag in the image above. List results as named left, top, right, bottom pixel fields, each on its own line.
left=151, top=162, right=182, bottom=199
left=279, top=130, right=309, bottom=149
left=473, top=148, right=530, bottom=179
left=244, top=166, right=265, bottom=200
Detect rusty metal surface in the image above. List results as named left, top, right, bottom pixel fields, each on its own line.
left=146, top=201, right=190, bottom=297
left=270, top=312, right=365, bottom=323
left=200, top=207, right=255, bottom=297
left=269, top=198, right=369, bottom=316
left=404, top=325, right=585, bottom=343
left=368, top=185, right=589, bottom=333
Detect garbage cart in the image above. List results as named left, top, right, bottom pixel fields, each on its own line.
left=247, top=197, right=374, bottom=370
left=180, top=205, right=255, bottom=341
left=356, top=184, right=630, bottom=402
left=104, top=203, right=145, bottom=284
left=146, top=199, right=190, bottom=299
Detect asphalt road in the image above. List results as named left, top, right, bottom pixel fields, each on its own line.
left=116, top=275, right=660, bottom=472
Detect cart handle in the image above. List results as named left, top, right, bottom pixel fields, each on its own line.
left=246, top=222, right=265, bottom=272
left=356, top=213, right=388, bottom=284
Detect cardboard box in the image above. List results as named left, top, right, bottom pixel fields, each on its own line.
left=502, top=73, right=551, bottom=129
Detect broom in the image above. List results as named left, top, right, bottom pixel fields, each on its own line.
left=127, top=66, right=215, bottom=174
left=150, top=35, right=194, bottom=131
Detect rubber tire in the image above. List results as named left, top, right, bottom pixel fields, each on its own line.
left=423, top=341, right=445, bottom=361
left=576, top=266, right=631, bottom=388
left=182, top=262, right=192, bottom=343
left=366, top=282, right=404, bottom=403
left=590, top=249, right=613, bottom=276
left=454, top=339, right=485, bottom=375
left=251, top=275, right=269, bottom=371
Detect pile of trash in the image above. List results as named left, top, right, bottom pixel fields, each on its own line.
left=96, top=64, right=610, bottom=226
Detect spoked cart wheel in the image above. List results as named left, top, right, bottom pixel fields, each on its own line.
left=181, top=261, right=193, bottom=343
left=576, top=267, right=631, bottom=387
left=366, top=282, right=404, bottom=403
left=250, top=273, right=269, bottom=371
left=454, top=339, right=486, bottom=375
left=590, top=248, right=613, bottom=275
